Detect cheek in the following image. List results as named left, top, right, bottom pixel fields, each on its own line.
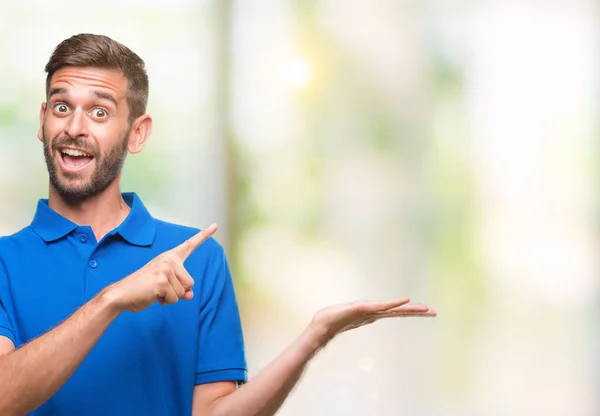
left=41, top=123, right=51, bottom=145
left=42, top=117, right=63, bottom=139
left=91, top=126, right=126, bottom=153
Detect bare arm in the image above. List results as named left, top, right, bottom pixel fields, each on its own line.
left=0, top=291, right=119, bottom=415
left=193, top=324, right=321, bottom=416
left=0, top=225, right=217, bottom=416
left=194, top=299, right=436, bottom=416
left=0, top=336, right=15, bottom=357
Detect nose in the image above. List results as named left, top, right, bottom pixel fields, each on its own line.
left=64, top=108, right=89, bottom=139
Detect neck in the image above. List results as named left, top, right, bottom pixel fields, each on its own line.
left=48, top=178, right=130, bottom=242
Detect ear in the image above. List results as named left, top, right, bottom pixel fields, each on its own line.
left=127, top=114, right=153, bottom=154
left=37, top=103, right=47, bottom=142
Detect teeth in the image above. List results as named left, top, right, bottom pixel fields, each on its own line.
left=61, top=148, right=91, bottom=157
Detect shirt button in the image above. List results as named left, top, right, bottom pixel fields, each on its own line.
left=89, top=260, right=97, bottom=269
left=80, top=235, right=88, bottom=243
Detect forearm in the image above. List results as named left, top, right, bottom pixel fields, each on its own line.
left=210, top=324, right=328, bottom=416
left=0, top=289, right=121, bottom=415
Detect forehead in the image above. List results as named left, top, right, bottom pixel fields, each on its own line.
left=49, top=67, right=128, bottom=101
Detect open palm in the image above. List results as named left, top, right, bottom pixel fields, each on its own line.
left=311, top=298, right=436, bottom=341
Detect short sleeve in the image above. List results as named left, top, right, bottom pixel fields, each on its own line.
left=195, top=245, right=247, bottom=385
left=0, top=256, right=16, bottom=344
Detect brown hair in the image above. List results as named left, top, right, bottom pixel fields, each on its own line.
left=44, top=33, right=149, bottom=123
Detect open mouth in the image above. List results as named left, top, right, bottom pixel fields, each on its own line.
left=58, top=147, right=95, bottom=171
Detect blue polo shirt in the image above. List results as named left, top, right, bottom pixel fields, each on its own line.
left=0, top=192, right=247, bottom=415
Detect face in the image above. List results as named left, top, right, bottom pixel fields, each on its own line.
left=38, top=67, right=149, bottom=202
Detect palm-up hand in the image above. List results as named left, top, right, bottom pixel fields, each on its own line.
left=310, top=298, right=436, bottom=343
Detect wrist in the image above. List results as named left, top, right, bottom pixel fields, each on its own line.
left=301, top=320, right=332, bottom=356
left=97, top=285, right=126, bottom=316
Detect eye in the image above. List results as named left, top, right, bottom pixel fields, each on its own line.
left=53, top=103, right=70, bottom=114
left=91, top=108, right=108, bottom=119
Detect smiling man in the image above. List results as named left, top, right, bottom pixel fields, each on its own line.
left=0, top=34, right=436, bottom=416
left=43, top=80, right=130, bottom=201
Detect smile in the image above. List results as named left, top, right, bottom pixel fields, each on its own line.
left=58, top=147, right=95, bottom=172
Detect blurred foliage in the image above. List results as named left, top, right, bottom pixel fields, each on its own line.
left=1, top=1, right=597, bottom=414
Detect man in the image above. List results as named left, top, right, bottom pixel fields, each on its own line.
left=0, top=34, right=436, bottom=415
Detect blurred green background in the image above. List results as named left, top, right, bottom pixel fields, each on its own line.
left=1, top=1, right=598, bottom=415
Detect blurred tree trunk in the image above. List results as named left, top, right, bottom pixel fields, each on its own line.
left=214, top=0, right=236, bottom=256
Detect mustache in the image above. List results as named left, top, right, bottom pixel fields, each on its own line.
left=51, top=137, right=99, bottom=158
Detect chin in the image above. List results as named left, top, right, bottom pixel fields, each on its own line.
left=56, top=176, right=91, bottom=191
left=51, top=180, right=94, bottom=200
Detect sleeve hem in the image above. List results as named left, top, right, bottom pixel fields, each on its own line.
left=195, top=368, right=248, bottom=385
left=0, top=326, right=16, bottom=344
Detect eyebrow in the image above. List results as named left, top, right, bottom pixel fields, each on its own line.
left=47, top=88, right=118, bottom=107
left=48, top=87, right=67, bottom=98
left=92, top=90, right=118, bottom=107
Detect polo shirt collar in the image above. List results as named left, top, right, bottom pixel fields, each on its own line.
left=116, top=192, right=156, bottom=246
left=30, top=199, right=78, bottom=242
left=30, top=192, right=156, bottom=246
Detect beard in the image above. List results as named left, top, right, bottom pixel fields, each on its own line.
left=42, top=126, right=130, bottom=204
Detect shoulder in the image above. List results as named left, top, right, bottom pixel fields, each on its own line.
left=0, top=227, right=39, bottom=278
left=0, top=226, right=39, bottom=254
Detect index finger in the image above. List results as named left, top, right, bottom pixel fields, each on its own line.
left=171, top=223, right=218, bottom=261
